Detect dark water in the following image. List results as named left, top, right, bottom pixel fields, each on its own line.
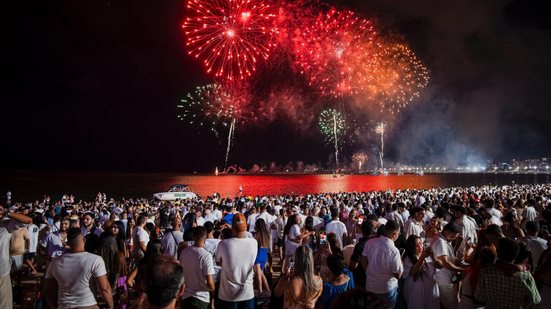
left=0, top=172, right=550, bottom=203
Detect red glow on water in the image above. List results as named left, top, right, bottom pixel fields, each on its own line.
left=164, top=174, right=449, bottom=197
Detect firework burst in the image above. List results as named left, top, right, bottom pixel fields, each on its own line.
left=183, top=0, right=278, bottom=81
left=366, top=43, right=429, bottom=114
left=178, top=81, right=252, bottom=166
left=292, top=7, right=378, bottom=97
left=319, top=108, right=348, bottom=167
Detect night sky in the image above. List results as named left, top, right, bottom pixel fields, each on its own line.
left=4, top=0, right=551, bottom=172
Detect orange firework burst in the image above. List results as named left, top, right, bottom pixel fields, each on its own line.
left=292, top=7, right=378, bottom=97
left=366, top=43, right=430, bottom=114
left=183, top=0, right=278, bottom=81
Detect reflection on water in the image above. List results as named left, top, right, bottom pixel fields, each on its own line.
left=1, top=172, right=550, bottom=202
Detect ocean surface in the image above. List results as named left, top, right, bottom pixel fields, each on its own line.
left=1, top=172, right=550, bottom=203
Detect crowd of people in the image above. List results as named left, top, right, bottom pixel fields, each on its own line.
left=1, top=183, right=551, bottom=308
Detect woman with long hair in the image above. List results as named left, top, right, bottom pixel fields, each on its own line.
left=402, top=235, right=439, bottom=309
left=126, top=239, right=163, bottom=292
left=255, top=218, right=272, bottom=294
left=274, top=246, right=323, bottom=308
left=283, top=214, right=313, bottom=274
left=99, top=231, right=128, bottom=308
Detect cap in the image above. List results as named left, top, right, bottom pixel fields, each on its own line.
left=232, top=213, right=247, bottom=233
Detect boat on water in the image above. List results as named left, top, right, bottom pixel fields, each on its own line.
left=153, top=184, right=198, bottom=201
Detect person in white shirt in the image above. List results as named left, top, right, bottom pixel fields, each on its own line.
left=519, top=221, right=548, bottom=265
left=247, top=207, right=259, bottom=233
left=361, top=220, right=403, bottom=308
left=80, top=212, right=103, bottom=237
left=452, top=206, right=479, bottom=245
left=45, top=228, right=113, bottom=309
left=0, top=208, right=32, bottom=309
left=132, top=215, right=150, bottom=262
left=25, top=220, right=40, bottom=275
left=404, top=207, right=425, bottom=240
left=432, top=223, right=465, bottom=309
left=521, top=200, right=538, bottom=229
left=480, top=207, right=502, bottom=228
left=179, top=226, right=215, bottom=309
left=162, top=215, right=184, bottom=259
left=325, top=208, right=348, bottom=249
left=216, top=213, right=257, bottom=308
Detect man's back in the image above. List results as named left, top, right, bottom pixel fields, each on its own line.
left=45, top=251, right=106, bottom=308
left=325, top=220, right=347, bottom=247
left=362, top=236, right=402, bottom=293
left=180, top=246, right=215, bottom=303
left=475, top=266, right=540, bottom=309
left=215, top=237, right=257, bottom=302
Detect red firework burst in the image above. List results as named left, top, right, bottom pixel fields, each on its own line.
left=183, top=0, right=278, bottom=81
left=292, top=7, right=378, bottom=97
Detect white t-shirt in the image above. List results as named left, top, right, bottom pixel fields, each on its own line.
left=27, top=224, right=39, bottom=253
left=325, top=220, right=347, bottom=249
left=204, top=238, right=222, bottom=259
left=132, top=226, right=150, bottom=257
left=179, top=246, right=215, bottom=303
left=285, top=224, right=301, bottom=256
left=247, top=213, right=259, bottom=232
left=362, top=236, right=403, bottom=293
left=45, top=252, right=107, bottom=309
left=432, top=235, right=456, bottom=285
left=161, top=230, right=183, bottom=258
left=215, top=237, right=257, bottom=302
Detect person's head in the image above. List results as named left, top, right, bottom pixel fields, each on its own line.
left=525, top=221, right=540, bottom=236
left=428, top=216, right=443, bottom=231
left=485, top=224, right=504, bottom=244
left=451, top=205, right=466, bottom=219
left=204, top=221, right=214, bottom=235
left=60, top=216, right=70, bottom=232
left=109, top=222, right=121, bottom=236
left=497, top=237, right=520, bottom=263
left=441, top=222, right=461, bottom=242
left=361, top=220, right=374, bottom=238
left=231, top=213, right=247, bottom=237
left=383, top=220, right=400, bottom=241
left=304, top=216, right=315, bottom=232
left=327, top=253, right=346, bottom=277
left=503, top=211, right=516, bottom=224
left=330, top=207, right=339, bottom=219
left=173, top=215, right=182, bottom=229
left=410, top=207, right=425, bottom=222
left=405, top=235, right=423, bottom=261
left=137, top=215, right=147, bottom=227
left=144, top=239, right=163, bottom=262
left=145, top=256, right=185, bottom=309
left=82, top=212, right=95, bottom=228
left=192, top=226, right=207, bottom=245
left=66, top=227, right=84, bottom=251
left=514, top=241, right=533, bottom=269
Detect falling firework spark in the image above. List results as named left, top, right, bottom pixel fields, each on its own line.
left=352, top=152, right=368, bottom=171
left=319, top=108, right=347, bottom=167
left=183, top=0, right=278, bottom=81
left=375, top=122, right=385, bottom=171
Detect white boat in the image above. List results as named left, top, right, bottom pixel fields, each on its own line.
left=153, top=184, right=198, bottom=201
